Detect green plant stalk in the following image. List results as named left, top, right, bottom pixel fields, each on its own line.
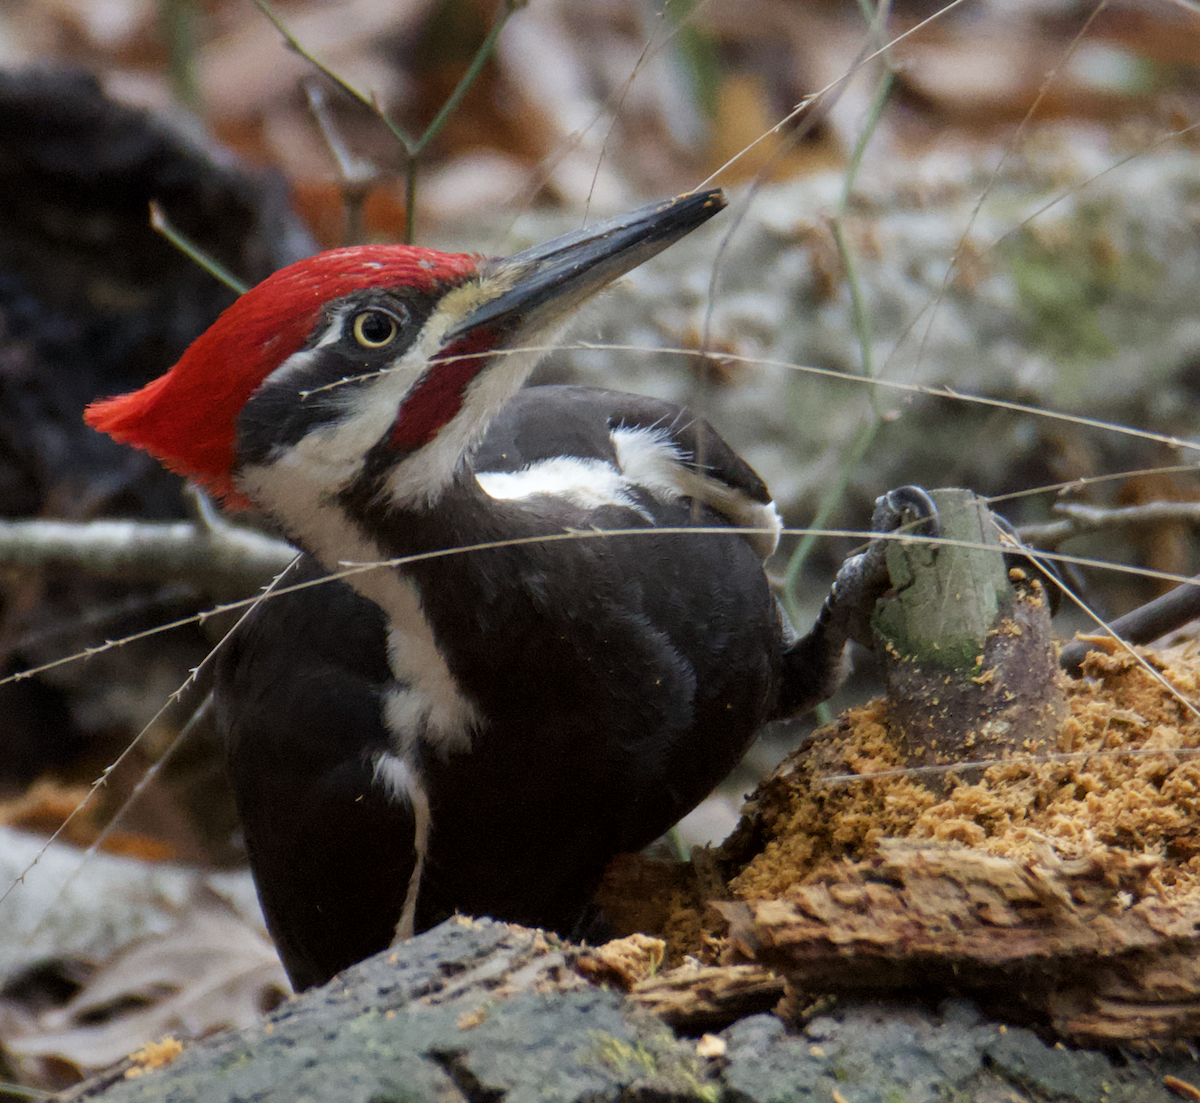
left=149, top=203, right=248, bottom=295
left=400, top=1, right=523, bottom=242
left=146, top=4, right=536, bottom=311
left=411, top=4, right=519, bottom=159
left=781, top=18, right=894, bottom=625
left=162, top=0, right=199, bottom=109
left=252, top=0, right=415, bottom=153
left=254, top=0, right=523, bottom=245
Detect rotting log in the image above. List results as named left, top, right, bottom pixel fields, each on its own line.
left=694, top=489, right=1200, bottom=1047
left=717, top=841, right=1200, bottom=1045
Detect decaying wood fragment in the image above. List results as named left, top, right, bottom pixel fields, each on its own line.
left=574, top=933, right=666, bottom=990
left=718, top=840, right=1200, bottom=1045
left=594, top=492, right=1200, bottom=1048
left=874, top=488, right=1065, bottom=769
left=628, top=962, right=786, bottom=1032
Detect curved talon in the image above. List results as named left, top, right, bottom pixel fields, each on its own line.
left=777, top=485, right=940, bottom=715
left=856, top=485, right=938, bottom=598
left=872, top=484, right=939, bottom=538
left=992, top=513, right=1063, bottom=616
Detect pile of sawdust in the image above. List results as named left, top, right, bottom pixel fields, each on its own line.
left=591, top=637, right=1200, bottom=1047
left=593, top=640, right=1200, bottom=963
left=728, top=641, right=1200, bottom=909
left=595, top=854, right=710, bottom=963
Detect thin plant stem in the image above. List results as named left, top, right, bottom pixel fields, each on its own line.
left=252, top=0, right=412, bottom=150
left=399, top=2, right=524, bottom=241
left=149, top=202, right=248, bottom=295
left=162, top=0, right=199, bottom=109
left=781, top=1, right=894, bottom=623
left=254, top=0, right=524, bottom=244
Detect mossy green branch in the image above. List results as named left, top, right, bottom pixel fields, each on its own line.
left=872, top=488, right=1012, bottom=671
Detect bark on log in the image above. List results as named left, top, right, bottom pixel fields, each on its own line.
left=719, top=841, right=1200, bottom=1045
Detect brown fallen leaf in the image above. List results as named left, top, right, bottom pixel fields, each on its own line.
left=6, top=887, right=286, bottom=1083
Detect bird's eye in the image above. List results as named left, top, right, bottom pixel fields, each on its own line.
left=352, top=311, right=399, bottom=349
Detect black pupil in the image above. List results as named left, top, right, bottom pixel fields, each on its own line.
left=359, top=313, right=394, bottom=344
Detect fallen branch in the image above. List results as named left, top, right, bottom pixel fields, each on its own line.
left=0, top=517, right=294, bottom=589
left=718, top=841, right=1200, bottom=1046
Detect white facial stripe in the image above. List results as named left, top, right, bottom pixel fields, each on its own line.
left=371, top=752, right=431, bottom=943
left=379, top=288, right=587, bottom=511
left=246, top=294, right=472, bottom=508
left=235, top=456, right=482, bottom=754
left=242, top=341, right=425, bottom=508
left=258, top=310, right=352, bottom=395
left=305, top=341, right=427, bottom=470
left=314, top=306, right=352, bottom=348
left=382, top=343, right=552, bottom=510
left=252, top=276, right=599, bottom=513
left=475, top=425, right=782, bottom=560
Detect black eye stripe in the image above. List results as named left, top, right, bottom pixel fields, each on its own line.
left=238, top=284, right=451, bottom=466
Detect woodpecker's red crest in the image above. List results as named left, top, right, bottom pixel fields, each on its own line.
left=84, top=246, right=479, bottom=508
left=87, top=191, right=727, bottom=518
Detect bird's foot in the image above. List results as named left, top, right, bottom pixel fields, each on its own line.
left=777, top=485, right=938, bottom=716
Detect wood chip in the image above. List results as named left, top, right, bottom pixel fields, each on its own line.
left=629, top=962, right=785, bottom=1032
left=1165, top=1075, right=1200, bottom=1101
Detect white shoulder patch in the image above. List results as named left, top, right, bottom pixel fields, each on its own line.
left=475, top=426, right=781, bottom=559
left=474, top=456, right=651, bottom=519
left=609, top=426, right=690, bottom=500
left=612, top=426, right=783, bottom=560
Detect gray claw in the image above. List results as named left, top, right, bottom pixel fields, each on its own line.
left=872, top=485, right=939, bottom=538
left=777, top=485, right=938, bottom=716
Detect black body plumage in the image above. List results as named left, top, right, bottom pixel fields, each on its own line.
left=217, top=385, right=786, bottom=990
left=87, top=191, right=905, bottom=993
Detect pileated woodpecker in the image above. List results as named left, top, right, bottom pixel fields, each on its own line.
left=86, top=190, right=889, bottom=991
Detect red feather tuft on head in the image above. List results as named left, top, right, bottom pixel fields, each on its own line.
left=85, top=245, right=479, bottom=509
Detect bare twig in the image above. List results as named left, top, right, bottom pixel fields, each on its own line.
left=1019, top=500, right=1200, bottom=550
left=0, top=517, right=294, bottom=588
left=1059, top=574, right=1200, bottom=675
left=254, top=0, right=525, bottom=243
left=149, top=202, right=249, bottom=295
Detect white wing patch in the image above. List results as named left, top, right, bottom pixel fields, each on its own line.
left=475, top=425, right=783, bottom=560
left=475, top=456, right=651, bottom=520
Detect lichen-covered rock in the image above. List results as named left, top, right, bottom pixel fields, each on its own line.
left=62, top=918, right=1197, bottom=1103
